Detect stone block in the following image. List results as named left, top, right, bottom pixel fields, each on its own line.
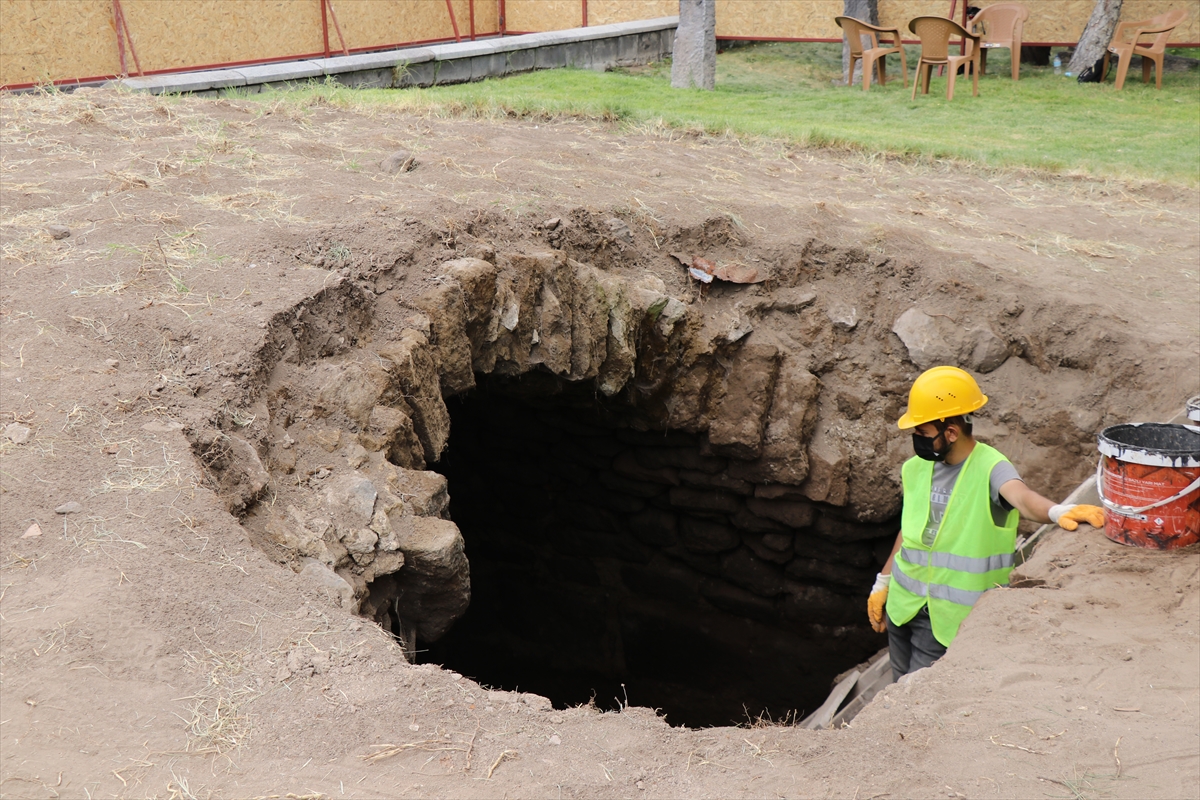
left=535, top=45, right=568, bottom=69
left=720, top=547, right=786, bottom=597
left=316, top=361, right=391, bottom=426
left=745, top=497, right=814, bottom=529
left=590, top=37, right=618, bottom=69
left=729, top=509, right=787, bottom=534
left=780, top=581, right=852, bottom=623
left=629, top=508, right=678, bottom=547
left=679, top=516, right=739, bottom=554
left=700, top=578, right=776, bottom=621
left=617, top=34, right=640, bottom=64
left=507, top=48, right=536, bottom=74
left=892, top=307, right=1010, bottom=373
left=385, top=515, right=470, bottom=641
left=598, top=470, right=668, bottom=499
left=669, top=487, right=742, bottom=515
left=471, top=53, right=508, bottom=81
left=622, top=556, right=703, bottom=603
left=726, top=357, right=819, bottom=485
left=798, top=425, right=849, bottom=506
left=397, top=61, right=438, bottom=87
left=707, top=340, right=781, bottom=460
left=636, top=447, right=725, bottom=474
left=375, top=329, right=451, bottom=460
left=333, top=68, right=394, bottom=89
left=678, top=469, right=752, bottom=496
left=433, top=58, right=473, bottom=85
left=411, top=282, right=475, bottom=396
left=612, top=451, right=679, bottom=485
left=564, top=41, right=592, bottom=68
left=785, top=556, right=871, bottom=589
left=742, top=531, right=792, bottom=565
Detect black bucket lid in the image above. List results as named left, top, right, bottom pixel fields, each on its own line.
left=1098, top=423, right=1200, bottom=468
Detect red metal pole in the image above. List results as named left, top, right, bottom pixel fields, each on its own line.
left=320, top=0, right=331, bottom=57
left=582, top=0, right=588, bottom=27
left=327, top=0, right=349, bottom=55
left=469, top=0, right=476, bottom=40
left=499, top=0, right=506, bottom=35
left=445, top=0, right=461, bottom=42
left=112, top=0, right=128, bottom=76
left=119, top=4, right=143, bottom=75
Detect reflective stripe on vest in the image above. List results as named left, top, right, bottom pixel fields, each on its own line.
left=890, top=559, right=1000, bottom=607
left=899, top=546, right=1014, bottom=574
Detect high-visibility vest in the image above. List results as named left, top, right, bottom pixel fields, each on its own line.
left=886, top=442, right=1019, bottom=647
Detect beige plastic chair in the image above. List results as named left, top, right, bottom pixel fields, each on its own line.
left=835, top=16, right=908, bottom=91
left=1102, top=8, right=1187, bottom=90
left=908, top=16, right=981, bottom=100
left=969, top=3, right=1030, bottom=80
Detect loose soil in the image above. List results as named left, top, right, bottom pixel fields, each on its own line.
left=1, top=88, right=1197, bottom=799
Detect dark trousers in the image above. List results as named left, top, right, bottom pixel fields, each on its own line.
left=887, top=605, right=948, bottom=683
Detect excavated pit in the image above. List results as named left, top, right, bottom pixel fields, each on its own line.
left=187, top=212, right=1183, bottom=730
left=427, top=374, right=894, bottom=727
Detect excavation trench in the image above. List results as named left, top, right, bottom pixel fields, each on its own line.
left=193, top=217, right=1171, bottom=730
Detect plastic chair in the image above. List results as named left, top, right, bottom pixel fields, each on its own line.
left=968, top=3, right=1029, bottom=80
left=835, top=16, right=908, bottom=91
left=908, top=16, right=981, bottom=100
left=1102, top=8, right=1187, bottom=90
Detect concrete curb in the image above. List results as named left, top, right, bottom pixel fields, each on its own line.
left=119, top=17, right=678, bottom=96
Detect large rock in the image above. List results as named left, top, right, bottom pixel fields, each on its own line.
left=376, top=329, right=451, bottom=462
left=324, top=472, right=378, bottom=527
left=298, top=557, right=359, bottom=611
left=727, top=357, right=819, bottom=485
left=316, top=361, right=391, bottom=426
left=798, top=424, right=850, bottom=506
left=569, top=262, right=611, bottom=380
left=720, top=547, right=786, bottom=598
left=707, top=339, right=781, bottom=460
left=892, top=307, right=1009, bottom=373
left=386, top=516, right=470, bottom=641
left=442, top=257, right=498, bottom=352
left=679, top=516, right=739, bottom=553
left=412, top=279, right=475, bottom=395
left=358, top=405, right=424, bottom=468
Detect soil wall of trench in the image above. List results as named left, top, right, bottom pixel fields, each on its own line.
left=185, top=211, right=1188, bottom=727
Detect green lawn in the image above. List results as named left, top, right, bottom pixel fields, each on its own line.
left=262, top=42, right=1200, bottom=184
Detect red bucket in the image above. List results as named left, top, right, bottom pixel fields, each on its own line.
left=1097, top=423, right=1200, bottom=550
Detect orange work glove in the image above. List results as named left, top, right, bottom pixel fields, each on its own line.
left=868, top=573, right=890, bottom=633
left=1049, top=504, right=1105, bottom=531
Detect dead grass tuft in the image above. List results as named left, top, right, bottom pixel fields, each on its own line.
left=178, top=648, right=260, bottom=754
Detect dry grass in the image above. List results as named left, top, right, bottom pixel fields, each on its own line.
left=95, top=444, right=182, bottom=494
left=178, top=648, right=260, bottom=754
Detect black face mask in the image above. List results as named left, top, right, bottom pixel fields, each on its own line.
left=912, top=426, right=952, bottom=462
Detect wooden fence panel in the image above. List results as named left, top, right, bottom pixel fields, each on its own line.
left=2, top=0, right=1195, bottom=88
left=1, top=0, right=117, bottom=86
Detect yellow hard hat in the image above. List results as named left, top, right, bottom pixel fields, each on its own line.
left=897, top=366, right=988, bottom=429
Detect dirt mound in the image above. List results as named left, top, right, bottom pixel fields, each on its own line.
left=1, top=88, right=1196, bottom=798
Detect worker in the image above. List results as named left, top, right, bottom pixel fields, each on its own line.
left=867, top=366, right=1104, bottom=682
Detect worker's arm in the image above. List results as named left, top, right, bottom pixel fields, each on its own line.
left=998, top=479, right=1054, bottom=523
left=999, top=479, right=1105, bottom=530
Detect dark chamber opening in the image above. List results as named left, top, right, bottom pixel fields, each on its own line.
left=427, top=373, right=895, bottom=728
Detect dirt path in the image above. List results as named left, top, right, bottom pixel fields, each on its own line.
left=1, top=88, right=1197, bottom=799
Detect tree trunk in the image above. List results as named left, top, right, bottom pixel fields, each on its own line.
left=671, top=0, right=717, bottom=89
left=1067, top=0, right=1123, bottom=79
left=842, top=0, right=880, bottom=86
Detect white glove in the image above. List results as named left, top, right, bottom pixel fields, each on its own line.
left=871, top=572, right=890, bottom=594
